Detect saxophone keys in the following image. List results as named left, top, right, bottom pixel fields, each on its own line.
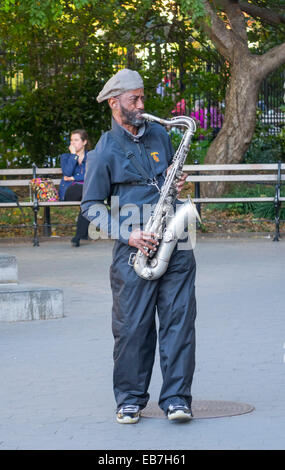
left=163, top=230, right=175, bottom=242
left=128, top=253, right=137, bottom=266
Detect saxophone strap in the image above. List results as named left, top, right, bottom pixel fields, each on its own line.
left=109, top=129, right=160, bottom=192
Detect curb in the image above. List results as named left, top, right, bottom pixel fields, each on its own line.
left=197, top=231, right=284, bottom=240
left=0, top=232, right=284, bottom=244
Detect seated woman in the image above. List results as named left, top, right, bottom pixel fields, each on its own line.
left=59, top=129, right=91, bottom=247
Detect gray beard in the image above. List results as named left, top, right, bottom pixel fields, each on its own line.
left=120, top=104, right=145, bottom=127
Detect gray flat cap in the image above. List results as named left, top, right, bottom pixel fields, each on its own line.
left=96, top=68, right=144, bottom=103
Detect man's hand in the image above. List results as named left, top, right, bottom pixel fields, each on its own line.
left=176, top=171, right=187, bottom=195
left=128, top=229, right=159, bottom=257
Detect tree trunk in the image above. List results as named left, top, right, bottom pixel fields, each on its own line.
left=198, top=0, right=285, bottom=198
left=202, top=48, right=262, bottom=197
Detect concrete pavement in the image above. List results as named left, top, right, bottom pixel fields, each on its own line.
left=0, top=236, right=284, bottom=450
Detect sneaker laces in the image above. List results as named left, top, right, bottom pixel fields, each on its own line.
left=119, top=405, right=140, bottom=413
left=168, top=404, right=190, bottom=412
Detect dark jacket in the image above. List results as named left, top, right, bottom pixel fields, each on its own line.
left=59, top=151, right=88, bottom=200
left=81, top=118, right=174, bottom=244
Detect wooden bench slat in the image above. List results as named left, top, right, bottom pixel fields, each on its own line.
left=183, top=164, right=285, bottom=171
left=186, top=175, right=284, bottom=182
left=0, top=168, right=62, bottom=176
left=2, top=198, right=284, bottom=208
left=1, top=164, right=283, bottom=177
left=0, top=202, right=34, bottom=207
left=35, top=168, right=62, bottom=174
left=0, top=169, right=34, bottom=176
left=180, top=197, right=285, bottom=203
left=0, top=179, right=62, bottom=186
left=1, top=175, right=282, bottom=185
left=0, top=180, right=31, bottom=186
left=0, top=201, right=81, bottom=207
left=37, top=201, right=80, bottom=206
left=192, top=197, right=276, bottom=203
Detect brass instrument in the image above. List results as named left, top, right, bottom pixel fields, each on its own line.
left=132, top=112, right=201, bottom=280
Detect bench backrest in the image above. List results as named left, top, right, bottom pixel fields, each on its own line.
left=0, top=168, right=62, bottom=187
left=1, top=163, right=284, bottom=190
left=184, top=163, right=285, bottom=182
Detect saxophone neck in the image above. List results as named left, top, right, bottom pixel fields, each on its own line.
left=142, top=112, right=196, bottom=134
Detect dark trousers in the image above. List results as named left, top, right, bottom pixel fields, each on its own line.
left=64, top=183, right=89, bottom=240
left=110, top=241, right=197, bottom=414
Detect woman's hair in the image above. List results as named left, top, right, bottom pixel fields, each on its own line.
left=71, top=129, right=92, bottom=150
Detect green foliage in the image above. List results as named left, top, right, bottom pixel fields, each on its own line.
left=0, top=0, right=95, bottom=27
left=0, top=0, right=228, bottom=167
left=243, top=121, right=285, bottom=164
left=169, top=126, right=212, bottom=164
left=246, top=1, right=285, bottom=54
left=189, top=137, right=212, bottom=163
left=0, top=0, right=284, bottom=169
left=144, top=93, right=176, bottom=120
left=179, top=0, right=206, bottom=23
left=207, top=184, right=285, bottom=220
left=0, top=75, right=106, bottom=166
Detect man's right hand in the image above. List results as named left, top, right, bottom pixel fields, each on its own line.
left=128, top=229, right=159, bottom=257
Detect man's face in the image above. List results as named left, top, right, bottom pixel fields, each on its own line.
left=117, top=89, right=145, bottom=127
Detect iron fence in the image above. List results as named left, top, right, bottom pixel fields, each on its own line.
left=154, top=63, right=285, bottom=137
left=0, top=50, right=284, bottom=138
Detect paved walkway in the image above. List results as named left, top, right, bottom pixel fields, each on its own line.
left=0, top=236, right=284, bottom=450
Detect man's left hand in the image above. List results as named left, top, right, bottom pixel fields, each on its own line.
left=176, top=171, right=187, bottom=195
left=167, top=166, right=187, bottom=196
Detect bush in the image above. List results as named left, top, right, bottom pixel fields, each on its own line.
left=243, top=121, right=285, bottom=164
left=169, top=127, right=212, bottom=164
left=207, top=184, right=285, bottom=220
left=0, top=75, right=107, bottom=167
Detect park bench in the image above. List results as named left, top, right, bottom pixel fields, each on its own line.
left=0, top=162, right=284, bottom=245
left=0, top=163, right=80, bottom=246
left=184, top=162, right=285, bottom=241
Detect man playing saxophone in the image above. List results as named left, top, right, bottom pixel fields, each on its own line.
left=81, top=69, right=197, bottom=424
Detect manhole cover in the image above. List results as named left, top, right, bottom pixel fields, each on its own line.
left=141, top=400, right=254, bottom=419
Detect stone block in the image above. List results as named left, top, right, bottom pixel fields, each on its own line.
left=0, top=285, right=64, bottom=322
left=0, top=254, right=18, bottom=284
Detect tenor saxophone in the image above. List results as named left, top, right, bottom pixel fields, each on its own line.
left=132, top=112, right=201, bottom=280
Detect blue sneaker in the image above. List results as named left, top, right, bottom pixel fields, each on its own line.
left=116, top=405, right=141, bottom=424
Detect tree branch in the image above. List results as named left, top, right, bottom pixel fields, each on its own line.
left=223, top=0, right=248, bottom=42
left=200, top=1, right=235, bottom=61
left=239, top=1, right=285, bottom=26
left=258, top=42, right=285, bottom=77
